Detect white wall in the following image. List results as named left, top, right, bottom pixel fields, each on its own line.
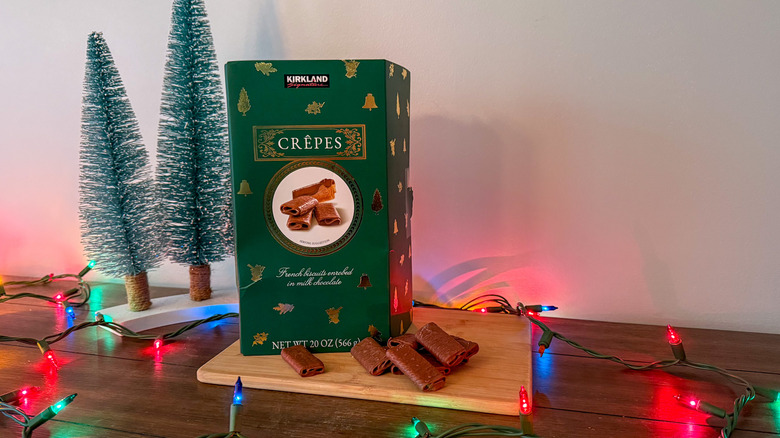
left=1, top=1, right=779, bottom=333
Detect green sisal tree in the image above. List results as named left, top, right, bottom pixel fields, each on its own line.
left=156, top=0, right=233, bottom=301
left=79, top=32, right=160, bottom=311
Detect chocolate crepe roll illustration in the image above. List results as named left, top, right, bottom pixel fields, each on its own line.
left=414, top=322, right=467, bottom=367
left=287, top=209, right=314, bottom=230
left=293, top=179, right=336, bottom=202
left=280, top=195, right=318, bottom=216
left=280, top=344, right=324, bottom=377
left=350, top=337, right=391, bottom=376
left=386, top=344, right=446, bottom=392
left=391, top=351, right=452, bottom=376
left=387, top=333, right=419, bottom=350
left=314, top=203, right=341, bottom=226
left=453, top=336, right=480, bottom=361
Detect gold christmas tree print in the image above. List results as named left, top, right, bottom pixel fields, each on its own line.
left=404, top=212, right=409, bottom=227
left=390, top=138, right=396, bottom=156
left=343, top=59, right=359, bottom=78
left=247, top=264, right=265, bottom=282
left=407, top=99, right=410, bottom=118
left=399, top=254, right=405, bottom=266
left=393, top=219, right=398, bottom=235
left=400, top=319, right=404, bottom=334
left=238, top=87, right=251, bottom=116
left=403, top=138, right=407, bottom=153
left=393, top=287, right=398, bottom=312
left=396, top=93, right=400, bottom=119
left=326, top=307, right=343, bottom=324
left=389, top=63, right=395, bottom=77
left=405, top=279, right=409, bottom=296
left=398, top=181, right=403, bottom=192
left=273, top=303, right=295, bottom=314
left=255, top=62, right=277, bottom=76
left=305, top=101, right=325, bottom=115
left=402, top=68, right=408, bottom=80
left=253, top=332, right=268, bottom=346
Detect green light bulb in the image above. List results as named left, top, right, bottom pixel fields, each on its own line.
left=88, top=260, right=96, bottom=268
left=50, top=394, right=77, bottom=414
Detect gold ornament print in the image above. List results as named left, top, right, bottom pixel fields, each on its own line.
left=273, top=303, right=295, bottom=314
left=403, top=138, right=407, bottom=153
left=393, top=220, right=399, bottom=235
left=402, top=68, right=408, bottom=80
left=247, top=264, right=265, bottom=282
left=305, top=101, right=325, bottom=115
left=237, top=180, right=253, bottom=196
left=253, top=332, right=269, bottom=346
left=363, top=93, right=378, bottom=111
left=396, top=93, right=400, bottom=119
left=238, top=87, right=251, bottom=116
left=255, top=62, right=277, bottom=76
left=399, top=254, right=405, bottom=266
left=326, top=307, right=343, bottom=324
left=343, top=59, right=359, bottom=78
left=390, top=138, right=396, bottom=156
left=398, top=181, right=403, bottom=192
left=389, top=63, right=395, bottom=77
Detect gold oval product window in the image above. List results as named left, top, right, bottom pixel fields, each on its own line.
left=265, top=160, right=362, bottom=256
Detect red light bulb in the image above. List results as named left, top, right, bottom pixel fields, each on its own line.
left=21, top=389, right=28, bottom=396
left=666, top=324, right=682, bottom=345
left=54, top=293, right=63, bottom=302
left=527, top=310, right=537, bottom=317
left=154, top=337, right=164, bottom=350
left=519, top=386, right=532, bottom=415
left=46, top=351, right=59, bottom=368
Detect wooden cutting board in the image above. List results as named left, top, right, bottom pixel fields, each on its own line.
left=197, top=307, right=531, bottom=415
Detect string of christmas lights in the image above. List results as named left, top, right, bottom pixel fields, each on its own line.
left=195, top=377, right=248, bottom=438
left=3, top=266, right=776, bottom=437
left=412, top=299, right=777, bottom=438
left=1, top=389, right=77, bottom=438
left=0, top=261, right=94, bottom=307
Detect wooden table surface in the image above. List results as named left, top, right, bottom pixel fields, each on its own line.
left=1, top=276, right=778, bottom=437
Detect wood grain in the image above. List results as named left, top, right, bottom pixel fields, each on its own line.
left=1, top=276, right=778, bottom=437
left=198, top=307, right=533, bottom=415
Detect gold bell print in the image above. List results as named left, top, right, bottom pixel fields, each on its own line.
left=357, top=274, right=372, bottom=289
left=237, top=180, right=253, bottom=196
left=362, top=93, right=378, bottom=111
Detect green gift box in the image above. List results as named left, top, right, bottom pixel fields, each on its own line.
left=225, top=60, right=413, bottom=355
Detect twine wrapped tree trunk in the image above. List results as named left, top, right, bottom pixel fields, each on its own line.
left=156, top=0, right=233, bottom=301
left=79, top=32, right=160, bottom=311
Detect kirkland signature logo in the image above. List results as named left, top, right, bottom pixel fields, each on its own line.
left=284, top=74, right=330, bottom=88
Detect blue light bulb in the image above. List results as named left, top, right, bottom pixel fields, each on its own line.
left=233, top=377, right=243, bottom=405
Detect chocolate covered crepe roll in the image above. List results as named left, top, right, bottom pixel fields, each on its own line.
left=293, top=179, right=336, bottom=202
left=415, top=322, right=467, bottom=367
left=391, top=351, right=452, bottom=376
left=453, top=336, right=480, bottom=361
left=280, top=196, right=318, bottom=216
left=287, top=209, right=314, bottom=230
left=280, top=345, right=324, bottom=377
left=386, top=344, right=446, bottom=392
left=350, top=337, right=391, bottom=376
left=387, top=333, right=419, bottom=350
left=314, top=203, right=341, bottom=226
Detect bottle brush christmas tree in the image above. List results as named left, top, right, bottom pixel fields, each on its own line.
left=156, top=0, right=233, bottom=301
left=79, top=32, right=161, bottom=311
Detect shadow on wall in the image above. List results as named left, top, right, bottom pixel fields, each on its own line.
left=410, top=114, right=548, bottom=308
left=243, top=1, right=285, bottom=59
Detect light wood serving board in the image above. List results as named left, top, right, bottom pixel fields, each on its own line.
left=197, top=307, right=531, bottom=415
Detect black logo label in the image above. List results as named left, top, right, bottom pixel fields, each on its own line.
left=284, top=74, right=330, bottom=88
